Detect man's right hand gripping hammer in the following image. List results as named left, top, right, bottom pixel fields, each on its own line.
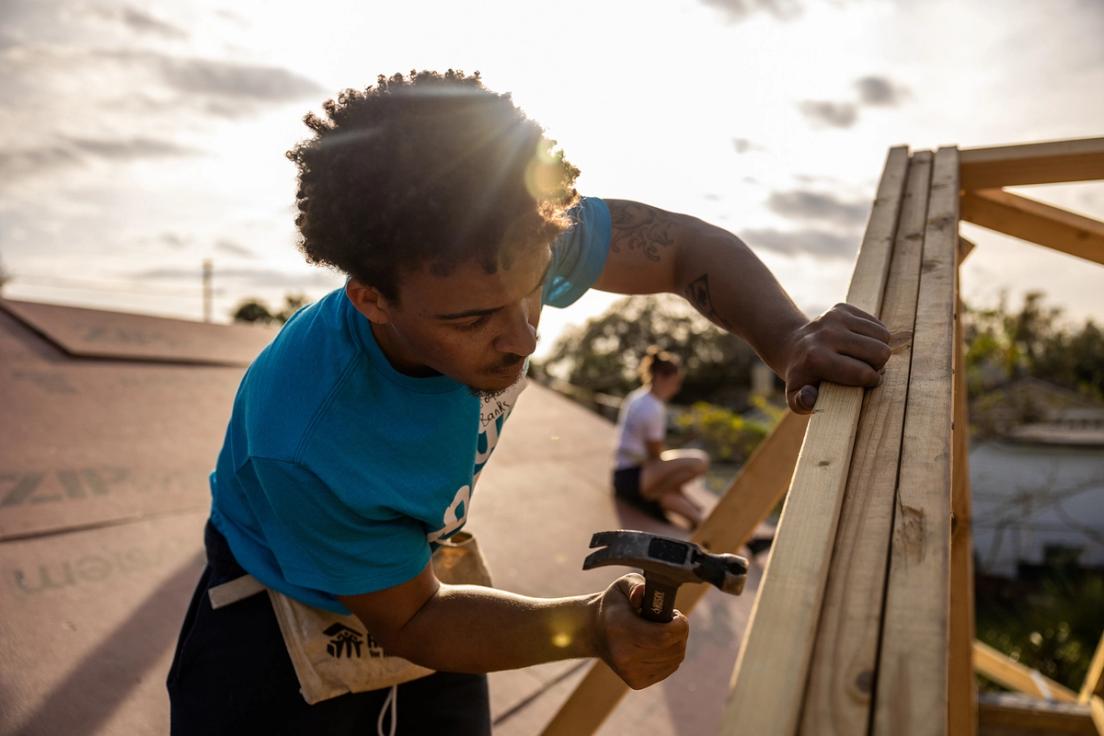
left=586, top=529, right=749, bottom=689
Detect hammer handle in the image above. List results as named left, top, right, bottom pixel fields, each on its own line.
left=640, top=577, right=678, bottom=623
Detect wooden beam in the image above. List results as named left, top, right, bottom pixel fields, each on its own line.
left=973, top=640, right=1079, bottom=703
left=873, top=146, right=960, bottom=736
left=958, top=234, right=976, bottom=264
left=683, top=410, right=811, bottom=603
left=960, top=188, right=1104, bottom=266
left=1090, top=696, right=1104, bottom=736
left=949, top=289, right=977, bottom=733
left=960, top=137, right=1104, bottom=188
left=978, top=692, right=1097, bottom=735
left=1081, top=634, right=1104, bottom=704
left=721, top=146, right=910, bottom=736
left=538, top=411, right=810, bottom=736
left=799, top=151, right=932, bottom=735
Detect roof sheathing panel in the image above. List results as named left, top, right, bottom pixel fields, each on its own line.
left=1, top=299, right=278, bottom=366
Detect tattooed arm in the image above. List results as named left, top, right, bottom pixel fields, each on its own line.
left=593, top=199, right=891, bottom=413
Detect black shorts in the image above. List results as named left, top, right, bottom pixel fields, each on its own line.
left=167, top=521, right=491, bottom=735
left=612, top=466, right=667, bottom=522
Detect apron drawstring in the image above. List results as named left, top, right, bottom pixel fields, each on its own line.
left=377, top=683, right=398, bottom=736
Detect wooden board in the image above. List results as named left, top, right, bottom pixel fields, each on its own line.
left=1080, top=634, right=1104, bottom=703
left=721, top=145, right=910, bottom=736
left=872, top=146, right=960, bottom=736
left=973, top=640, right=1078, bottom=703
left=538, top=410, right=810, bottom=736
left=799, top=151, right=932, bottom=735
left=958, top=234, right=976, bottom=264
left=0, top=299, right=278, bottom=366
left=960, top=189, right=1104, bottom=266
left=1090, top=696, right=1104, bottom=736
left=977, top=692, right=1096, bottom=736
left=684, top=410, right=810, bottom=601
left=960, top=137, right=1104, bottom=188
left=949, top=287, right=978, bottom=735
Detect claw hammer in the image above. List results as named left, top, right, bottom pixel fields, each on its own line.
left=583, top=529, right=749, bottom=623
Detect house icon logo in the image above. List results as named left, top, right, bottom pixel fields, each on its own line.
left=323, top=623, right=364, bottom=658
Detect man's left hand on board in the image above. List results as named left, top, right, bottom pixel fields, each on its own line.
left=781, top=303, right=892, bottom=414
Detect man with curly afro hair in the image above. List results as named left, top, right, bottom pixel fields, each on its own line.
left=168, top=69, right=892, bottom=734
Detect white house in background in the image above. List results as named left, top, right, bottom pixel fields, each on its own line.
left=970, top=402, right=1104, bottom=578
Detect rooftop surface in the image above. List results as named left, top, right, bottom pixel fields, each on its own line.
left=0, top=298, right=762, bottom=736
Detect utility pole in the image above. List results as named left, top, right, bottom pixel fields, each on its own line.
left=202, top=259, right=213, bottom=323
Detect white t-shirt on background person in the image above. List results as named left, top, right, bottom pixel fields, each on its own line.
left=614, top=387, right=666, bottom=470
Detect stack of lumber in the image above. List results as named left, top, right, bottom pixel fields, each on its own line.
left=723, top=146, right=967, bottom=736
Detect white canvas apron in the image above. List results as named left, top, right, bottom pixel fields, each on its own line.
left=207, top=530, right=493, bottom=705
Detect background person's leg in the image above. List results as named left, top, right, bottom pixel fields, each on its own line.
left=657, top=489, right=704, bottom=526
left=639, top=450, right=709, bottom=526
left=639, top=450, right=709, bottom=501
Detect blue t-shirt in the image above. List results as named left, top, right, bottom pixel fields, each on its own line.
left=210, top=197, right=611, bottom=613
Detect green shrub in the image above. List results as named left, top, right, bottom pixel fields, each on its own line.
left=675, top=400, right=777, bottom=463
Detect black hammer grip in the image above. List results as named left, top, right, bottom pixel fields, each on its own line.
left=640, top=575, right=678, bottom=623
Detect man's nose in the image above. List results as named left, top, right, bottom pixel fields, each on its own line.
left=494, top=301, right=539, bottom=357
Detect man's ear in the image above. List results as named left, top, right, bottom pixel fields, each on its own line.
left=345, top=279, right=392, bottom=324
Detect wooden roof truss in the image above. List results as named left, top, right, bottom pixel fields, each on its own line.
left=540, top=136, right=1104, bottom=736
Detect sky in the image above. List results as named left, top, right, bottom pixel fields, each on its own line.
left=1, top=0, right=1102, bottom=358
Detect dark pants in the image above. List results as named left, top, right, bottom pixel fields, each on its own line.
left=612, top=465, right=667, bottom=522
left=167, top=521, right=492, bottom=735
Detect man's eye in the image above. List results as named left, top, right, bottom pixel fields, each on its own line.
left=455, top=315, right=491, bottom=331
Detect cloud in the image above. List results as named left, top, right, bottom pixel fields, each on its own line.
left=14, top=46, right=326, bottom=106
left=0, top=146, right=79, bottom=177
left=732, top=137, right=765, bottom=153
left=798, top=100, right=858, bottom=128
left=740, top=227, right=858, bottom=259
left=0, top=135, right=197, bottom=181
left=83, top=49, right=324, bottom=103
left=215, top=8, right=249, bottom=26
left=160, top=232, right=190, bottom=249
left=143, top=53, right=325, bottom=102
left=215, top=239, right=255, bottom=258
left=855, top=75, right=909, bottom=106
left=699, top=0, right=803, bottom=23
left=0, top=28, right=22, bottom=52
left=767, top=189, right=870, bottom=227
left=796, top=75, right=908, bottom=131
left=89, top=5, right=189, bottom=39
left=121, top=7, right=187, bottom=38
left=66, top=135, right=198, bottom=160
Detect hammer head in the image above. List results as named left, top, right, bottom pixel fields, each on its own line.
left=583, top=530, right=748, bottom=596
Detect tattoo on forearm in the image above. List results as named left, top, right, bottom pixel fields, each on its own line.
left=684, top=274, right=732, bottom=330
left=608, top=201, right=676, bottom=262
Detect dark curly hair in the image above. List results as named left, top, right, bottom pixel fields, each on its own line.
left=286, top=69, right=581, bottom=301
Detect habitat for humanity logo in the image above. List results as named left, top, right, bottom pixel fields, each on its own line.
left=324, top=623, right=364, bottom=658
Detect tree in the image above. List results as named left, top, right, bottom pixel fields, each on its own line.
left=965, top=291, right=1104, bottom=399
left=977, top=559, right=1104, bottom=691
left=232, top=293, right=311, bottom=325
left=232, top=299, right=275, bottom=324
left=275, top=293, right=310, bottom=322
left=536, top=295, right=765, bottom=408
